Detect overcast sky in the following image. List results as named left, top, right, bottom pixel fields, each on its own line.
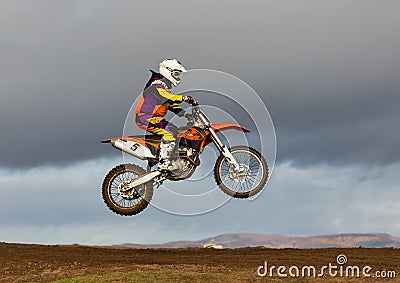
left=1, top=0, right=399, bottom=244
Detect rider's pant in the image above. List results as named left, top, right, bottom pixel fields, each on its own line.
left=135, top=114, right=178, bottom=142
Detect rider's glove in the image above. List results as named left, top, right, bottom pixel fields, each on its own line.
left=184, top=112, right=193, bottom=120
left=183, top=96, right=194, bottom=105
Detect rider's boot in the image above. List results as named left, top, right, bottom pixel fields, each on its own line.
left=157, top=141, right=179, bottom=171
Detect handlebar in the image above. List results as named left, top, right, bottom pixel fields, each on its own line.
left=181, top=99, right=211, bottom=129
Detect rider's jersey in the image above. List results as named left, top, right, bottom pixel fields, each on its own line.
left=135, top=77, right=185, bottom=124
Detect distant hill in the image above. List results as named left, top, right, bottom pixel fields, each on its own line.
left=118, top=233, right=400, bottom=249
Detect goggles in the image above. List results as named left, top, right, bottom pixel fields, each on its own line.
left=165, top=67, right=182, bottom=79
left=161, top=64, right=182, bottom=80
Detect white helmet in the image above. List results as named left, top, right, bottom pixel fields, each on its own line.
left=159, top=59, right=187, bottom=87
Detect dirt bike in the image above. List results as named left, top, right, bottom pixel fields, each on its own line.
left=101, top=100, right=269, bottom=216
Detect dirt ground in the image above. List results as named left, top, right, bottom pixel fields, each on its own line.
left=0, top=243, right=399, bottom=282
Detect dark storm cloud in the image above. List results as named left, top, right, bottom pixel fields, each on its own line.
left=1, top=0, right=400, bottom=168
left=267, top=77, right=400, bottom=166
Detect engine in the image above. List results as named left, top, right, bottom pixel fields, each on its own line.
left=168, top=147, right=199, bottom=180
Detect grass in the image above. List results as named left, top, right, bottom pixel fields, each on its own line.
left=52, top=270, right=228, bottom=283
left=23, top=258, right=400, bottom=283
left=53, top=270, right=161, bottom=283
left=52, top=266, right=250, bottom=283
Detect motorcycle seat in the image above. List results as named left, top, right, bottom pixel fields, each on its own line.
left=128, top=134, right=162, bottom=141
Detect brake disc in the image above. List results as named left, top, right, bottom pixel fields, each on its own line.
left=118, top=180, right=142, bottom=200
left=229, top=164, right=252, bottom=183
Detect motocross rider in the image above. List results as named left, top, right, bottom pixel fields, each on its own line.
left=135, top=59, right=194, bottom=171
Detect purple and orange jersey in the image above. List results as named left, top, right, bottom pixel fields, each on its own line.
left=135, top=77, right=185, bottom=141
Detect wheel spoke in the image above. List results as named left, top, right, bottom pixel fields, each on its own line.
left=218, top=149, right=266, bottom=194
left=107, top=169, right=149, bottom=208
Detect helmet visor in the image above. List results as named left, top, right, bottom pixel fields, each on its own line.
left=171, top=69, right=182, bottom=80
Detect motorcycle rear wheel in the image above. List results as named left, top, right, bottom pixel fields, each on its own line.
left=214, top=146, right=268, bottom=198
left=102, top=164, right=153, bottom=216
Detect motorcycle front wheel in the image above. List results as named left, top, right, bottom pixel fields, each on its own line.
left=102, top=164, right=153, bottom=216
left=214, top=146, right=269, bottom=198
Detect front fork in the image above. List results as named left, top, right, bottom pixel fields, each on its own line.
left=195, top=108, right=240, bottom=170
left=208, top=127, right=241, bottom=170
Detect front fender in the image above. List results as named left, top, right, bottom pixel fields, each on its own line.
left=211, top=123, right=250, bottom=133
